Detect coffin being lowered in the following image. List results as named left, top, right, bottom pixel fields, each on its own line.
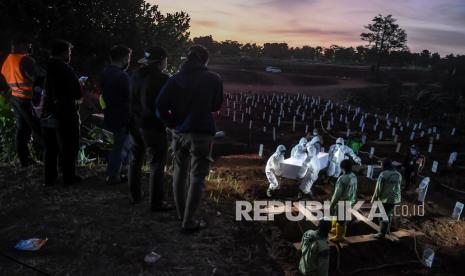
left=280, top=152, right=329, bottom=180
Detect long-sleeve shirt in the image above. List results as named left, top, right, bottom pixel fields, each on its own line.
left=330, top=172, right=358, bottom=211
left=130, top=64, right=169, bottom=131
left=100, top=65, right=131, bottom=132
left=299, top=230, right=329, bottom=276
left=156, top=60, right=223, bottom=135
left=371, top=169, right=402, bottom=204
left=44, top=58, right=82, bottom=121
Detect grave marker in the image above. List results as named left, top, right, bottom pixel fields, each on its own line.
left=448, top=152, right=457, bottom=166
left=259, top=144, right=264, bottom=158
left=396, top=143, right=401, bottom=153
left=452, top=202, right=464, bottom=220
left=418, top=177, right=430, bottom=202
left=432, top=161, right=438, bottom=173
left=367, top=165, right=374, bottom=179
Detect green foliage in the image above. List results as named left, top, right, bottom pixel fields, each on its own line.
left=0, top=100, right=16, bottom=163
left=0, top=0, right=191, bottom=74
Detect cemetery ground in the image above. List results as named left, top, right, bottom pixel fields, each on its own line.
left=1, top=63, right=465, bottom=275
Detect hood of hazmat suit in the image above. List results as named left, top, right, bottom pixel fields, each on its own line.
left=291, top=139, right=308, bottom=160
left=266, top=145, right=286, bottom=174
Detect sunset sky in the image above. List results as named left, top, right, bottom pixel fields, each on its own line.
left=150, top=0, right=465, bottom=56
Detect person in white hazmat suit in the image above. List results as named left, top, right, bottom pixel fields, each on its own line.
left=298, top=137, right=321, bottom=198
left=291, top=138, right=308, bottom=161
left=327, top=137, right=361, bottom=178
left=266, top=145, right=286, bottom=197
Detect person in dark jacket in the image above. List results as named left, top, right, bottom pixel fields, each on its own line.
left=42, top=39, right=82, bottom=186
left=156, top=45, right=223, bottom=231
left=402, top=145, right=420, bottom=191
left=100, top=45, right=132, bottom=184
left=128, top=46, right=172, bottom=210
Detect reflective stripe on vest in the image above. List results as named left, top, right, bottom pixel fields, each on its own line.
left=1, top=54, right=33, bottom=99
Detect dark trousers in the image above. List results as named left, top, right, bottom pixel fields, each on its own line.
left=403, top=168, right=416, bottom=190
left=106, top=128, right=130, bottom=178
left=172, top=133, right=213, bottom=227
left=43, top=117, right=80, bottom=185
left=129, top=128, right=167, bottom=208
left=10, top=97, right=42, bottom=166
left=382, top=203, right=395, bottom=219
left=379, top=203, right=395, bottom=235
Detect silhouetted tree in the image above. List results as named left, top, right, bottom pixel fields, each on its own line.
left=0, top=0, right=190, bottom=74
left=218, top=40, right=242, bottom=56
left=192, top=35, right=218, bottom=54
left=262, top=43, right=289, bottom=59
left=240, top=43, right=262, bottom=57
left=361, top=14, right=407, bottom=73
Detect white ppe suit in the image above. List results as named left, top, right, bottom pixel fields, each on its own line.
left=299, top=138, right=321, bottom=194
left=327, top=137, right=361, bottom=178
left=291, top=138, right=308, bottom=161
left=266, top=145, right=286, bottom=191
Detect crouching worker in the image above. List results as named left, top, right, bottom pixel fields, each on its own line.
left=329, top=159, right=358, bottom=242
left=299, top=219, right=331, bottom=276
left=266, top=145, right=286, bottom=198
left=371, top=159, right=401, bottom=238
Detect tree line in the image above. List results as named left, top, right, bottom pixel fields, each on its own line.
left=195, top=35, right=462, bottom=68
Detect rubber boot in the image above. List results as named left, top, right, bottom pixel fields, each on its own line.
left=329, top=220, right=337, bottom=237
left=374, top=221, right=388, bottom=239
left=329, top=223, right=346, bottom=242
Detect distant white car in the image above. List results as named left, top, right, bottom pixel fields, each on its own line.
left=265, top=66, right=282, bottom=73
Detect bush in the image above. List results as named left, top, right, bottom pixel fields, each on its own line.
left=0, top=97, right=16, bottom=162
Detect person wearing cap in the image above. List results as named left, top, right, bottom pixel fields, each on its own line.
left=402, top=145, right=420, bottom=191
left=42, top=39, right=82, bottom=186
left=156, top=44, right=223, bottom=232
left=100, top=45, right=132, bottom=185
left=128, top=46, right=172, bottom=210
left=371, top=159, right=402, bottom=238
left=299, top=219, right=331, bottom=276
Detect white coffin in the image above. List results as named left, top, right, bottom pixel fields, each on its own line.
left=317, top=152, right=329, bottom=170
left=281, top=152, right=329, bottom=180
